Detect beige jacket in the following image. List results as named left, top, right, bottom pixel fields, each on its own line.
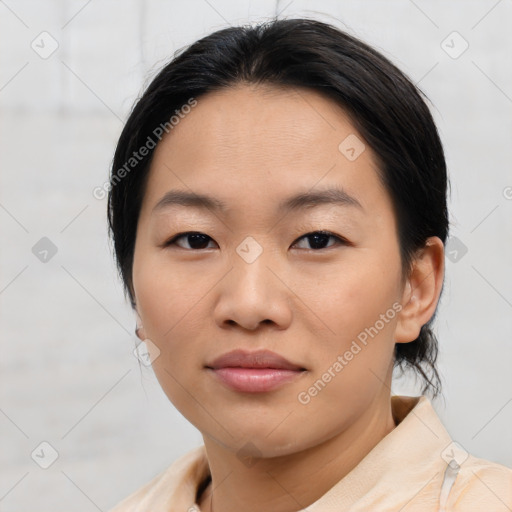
left=108, top=395, right=512, bottom=511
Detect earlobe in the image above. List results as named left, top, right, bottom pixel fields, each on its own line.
left=395, top=236, right=445, bottom=344
left=135, top=310, right=146, bottom=341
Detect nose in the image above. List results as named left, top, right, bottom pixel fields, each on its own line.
left=213, top=250, right=293, bottom=331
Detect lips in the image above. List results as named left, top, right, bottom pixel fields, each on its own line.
left=206, top=349, right=305, bottom=371
left=205, top=349, right=307, bottom=393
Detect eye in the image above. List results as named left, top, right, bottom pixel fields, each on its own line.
left=164, top=231, right=217, bottom=250
left=292, top=230, right=348, bottom=250
left=163, top=230, right=349, bottom=251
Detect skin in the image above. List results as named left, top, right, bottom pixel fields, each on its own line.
left=132, top=84, right=445, bottom=512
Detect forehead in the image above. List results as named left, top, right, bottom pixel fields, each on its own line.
left=139, top=84, right=390, bottom=218
left=157, top=84, right=360, bottom=164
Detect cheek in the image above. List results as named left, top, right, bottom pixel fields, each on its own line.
left=295, top=249, right=401, bottom=382
left=133, top=256, right=209, bottom=413
left=134, top=251, right=211, bottom=337
left=293, top=269, right=399, bottom=425
left=133, top=252, right=221, bottom=391
left=302, top=253, right=399, bottom=330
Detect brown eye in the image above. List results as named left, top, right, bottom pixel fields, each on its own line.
left=165, top=232, right=216, bottom=250
left=293, top=231, right=348, bottom=250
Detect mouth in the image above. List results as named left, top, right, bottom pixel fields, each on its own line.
left=205, top=349, right=307, bottom=393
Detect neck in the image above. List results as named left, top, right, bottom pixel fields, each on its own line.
left=197, top=391, right=397, bottom=512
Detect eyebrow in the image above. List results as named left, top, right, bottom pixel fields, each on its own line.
left=151, top=187, right=364, bottom=215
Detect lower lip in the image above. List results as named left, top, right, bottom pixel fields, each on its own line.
left=208, top=367, right=305, bottom=393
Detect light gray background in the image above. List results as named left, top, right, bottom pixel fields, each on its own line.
left=1, top=1, right=511, bottom=510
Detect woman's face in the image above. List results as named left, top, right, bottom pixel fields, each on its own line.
left=132, top=84, right=409, bottom=456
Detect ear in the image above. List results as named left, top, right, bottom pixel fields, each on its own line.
left=135, top=309, right=147, bottom=341
left=395, top=236, right=445, bottom=344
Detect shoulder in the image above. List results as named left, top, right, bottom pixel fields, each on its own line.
left=450, top=454, right=512, bottom=511
left=107, top=445, right=208, bottom=512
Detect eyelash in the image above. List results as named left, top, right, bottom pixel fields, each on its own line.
left=163, top=230, right=350, bottom=251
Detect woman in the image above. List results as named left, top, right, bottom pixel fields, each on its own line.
left=106, top=17, right=512, bottom=511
